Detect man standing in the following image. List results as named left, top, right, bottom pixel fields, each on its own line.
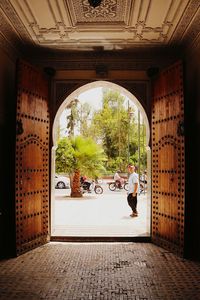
left=127, top=164, right=139, bottom=217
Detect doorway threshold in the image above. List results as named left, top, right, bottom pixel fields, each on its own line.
left=50, top=236, right=151, bottom=242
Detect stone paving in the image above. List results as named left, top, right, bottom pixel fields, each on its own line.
left=52, top=184, right=150, bottom=237
left=0, top=242, right=200, bottom=299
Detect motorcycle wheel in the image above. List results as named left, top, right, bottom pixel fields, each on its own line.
left=124, top=182, right=129, bottom=191
left=139, top=183, right=145, bottom=195
left=108, top=182, right=116, bottom=191
left=94, top=185, right=103, bottom=194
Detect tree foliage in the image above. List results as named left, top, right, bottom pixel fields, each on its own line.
left=56, top=135, right=106, bottom=197
left=58, top=88, right=147, bottom=176
left=66, top=99, right=79, bottom=136
left=56, top=135, right=106, bottom=178
left=78, top=89, right=144, bottom=172
left=55, top=137, right=74, bottom=174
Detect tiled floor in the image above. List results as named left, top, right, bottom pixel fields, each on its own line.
left=0, top=242, right=200, bottom=299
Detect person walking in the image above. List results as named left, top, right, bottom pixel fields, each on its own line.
left=127, top=164, right=139, bottom=217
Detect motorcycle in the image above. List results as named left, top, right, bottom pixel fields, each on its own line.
left=80, top=180, right=103, bottom=194
left=139, top=179, right=147, bottom=195
left=108, top=180, right=146, bottom=194
left=108, top=180, right=129, bottom=191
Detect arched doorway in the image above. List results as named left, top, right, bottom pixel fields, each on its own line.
left=13, top=60, right=186, bottom=256
left=51, top=81, right=151, bottom=239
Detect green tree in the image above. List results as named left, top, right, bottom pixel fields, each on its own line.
left=56, top=136, right=106, bottom=197
left=78, top=103, right=92, bottom=137
left=55, top=137, right=75, bottom=174
left=61, top=88, right=147, bottom=175
left=66, top=99, right=79, bottom=136
left=89, top=89, right=138, bottom=172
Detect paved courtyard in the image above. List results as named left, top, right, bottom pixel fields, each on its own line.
left=51, top=181, right=150, bottom=237
left=0, top=242, right=200, bottom=299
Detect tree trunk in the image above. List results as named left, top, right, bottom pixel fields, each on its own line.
left=71, top=169, right=82, bottom=197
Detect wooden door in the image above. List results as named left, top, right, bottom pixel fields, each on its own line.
left=152, top=61, right=185, bottom=255
left=15, top=60, right=49, bottom=255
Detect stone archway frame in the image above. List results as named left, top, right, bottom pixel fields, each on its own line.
left=51, top=80, right=151, bottom=237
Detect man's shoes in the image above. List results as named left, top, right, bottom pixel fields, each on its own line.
left=130, top=212, right=138, bottom=217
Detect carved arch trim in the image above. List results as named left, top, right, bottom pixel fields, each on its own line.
left=52, top=80, right=150, bottom=146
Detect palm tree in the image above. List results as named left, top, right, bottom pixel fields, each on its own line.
left=56, top=136, right=106, bottom=197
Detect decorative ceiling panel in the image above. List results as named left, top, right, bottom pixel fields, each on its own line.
left=70, top=0, right=127, bottom=23
left=0, top=0, right=199, bottom=52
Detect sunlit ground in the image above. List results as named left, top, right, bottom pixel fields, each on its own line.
left=51, top=180, right=150, bottom=237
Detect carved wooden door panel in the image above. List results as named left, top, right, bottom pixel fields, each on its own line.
left=152, top=61, right=185, bottom=255
left=15, top=60, right=49, bottom=255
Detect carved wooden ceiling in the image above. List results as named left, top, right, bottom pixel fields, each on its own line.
left=0, top=0, right=199, bottom=52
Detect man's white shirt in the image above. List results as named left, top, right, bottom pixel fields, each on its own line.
left=128, top=172, right=139, bottom=194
